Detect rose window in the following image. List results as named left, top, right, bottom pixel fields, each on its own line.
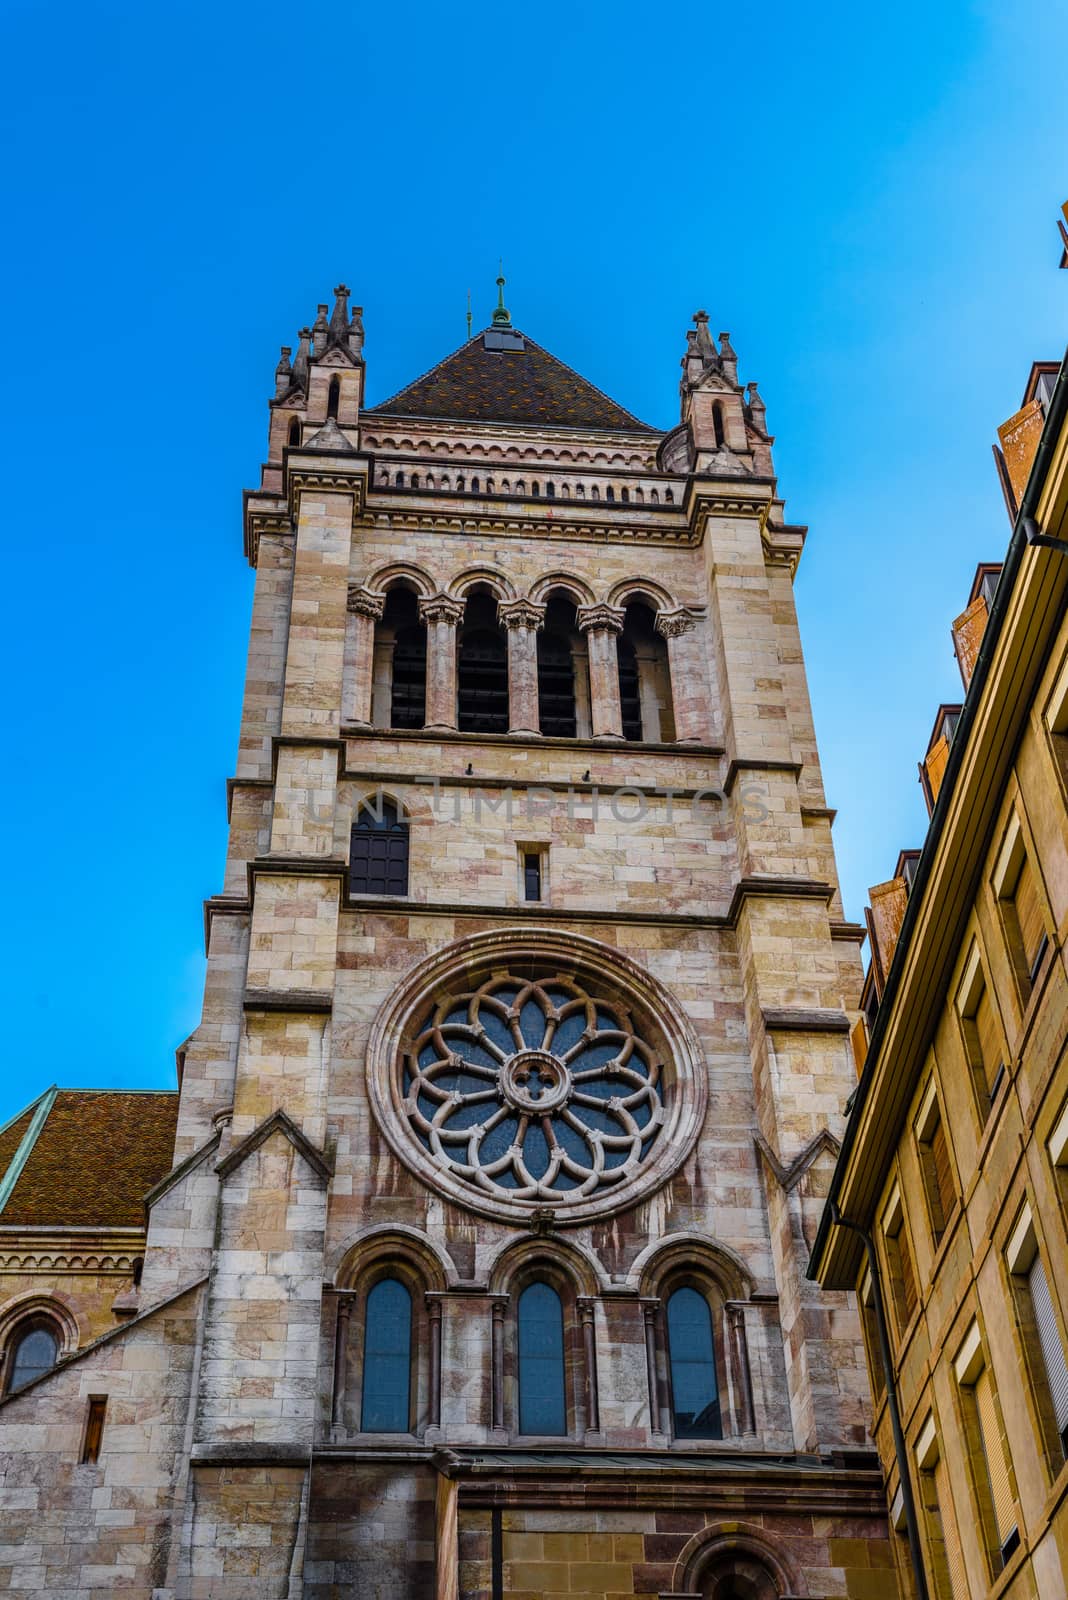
left=401, top=973, right=666, bottom=1202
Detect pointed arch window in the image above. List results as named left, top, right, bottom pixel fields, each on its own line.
left=517, top=1281, right=566, bottom=1435
left=350, top=800, right=409, bottom=897
left=327, top=375, right=341, bottom=420
left=287, top=417, right=300, bottom=447
left=360, top=1277, right=412, bottom=1432
left=5, top=1318, right=59, bottom=1394
left=666, top=1287, right=721, bottom=1439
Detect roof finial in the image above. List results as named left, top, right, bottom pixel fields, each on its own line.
left=466, top=288, right=473, bottom=341
left=492, top=260, right=511, bottom=327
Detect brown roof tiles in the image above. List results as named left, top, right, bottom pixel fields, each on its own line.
left=368, top=329, right=656, bottom=433
left=0, top=1091, right=178, bottom=1228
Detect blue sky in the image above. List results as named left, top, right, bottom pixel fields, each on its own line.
left=0, top=0, right=1065, bottom=1121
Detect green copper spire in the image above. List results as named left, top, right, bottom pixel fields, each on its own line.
left=491, top=260, right=511, bottom=327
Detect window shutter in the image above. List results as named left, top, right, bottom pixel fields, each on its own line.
left=931, top=1117, right=955, bottom=1232
left=1013, top=856, right=1044, bottom=977
left=974, top=1365, right=1016, bottom=1549
left=935, top=1455, right=969, bottom=1600
left=1029, top=1254, right=1068, bottom=1443
left=900, top=1228, right=918, bottom=1324
left=975, top=985, right=1002, bottom=1092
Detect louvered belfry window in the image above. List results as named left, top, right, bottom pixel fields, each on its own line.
left=1029, top=1253, right=1068, bottom=1457
left=349, top=800, right=409, bottom=897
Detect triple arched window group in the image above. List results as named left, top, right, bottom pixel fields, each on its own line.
left=333, top=1267, right=737, bottom=1443
left=370, top=584, right=676, bottom=743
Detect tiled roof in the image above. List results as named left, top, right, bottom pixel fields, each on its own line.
left=367, top=329, right=657, bottom=433
left=0, top=1090, right=179, bottom=1228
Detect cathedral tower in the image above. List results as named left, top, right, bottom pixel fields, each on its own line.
left=0, top=285, right=896, bottom=1599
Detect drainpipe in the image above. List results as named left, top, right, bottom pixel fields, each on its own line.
left=829, top=1202, right=930, bottom=1600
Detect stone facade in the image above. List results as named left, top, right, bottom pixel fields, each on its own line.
left=812, top=346, right=1068, bottom=1600
left=0, top=286, right=894, bottom=1597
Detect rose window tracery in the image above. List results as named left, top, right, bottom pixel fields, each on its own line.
left=401, top=973, right=666, bottom=1202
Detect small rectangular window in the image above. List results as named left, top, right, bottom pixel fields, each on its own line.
left=994, top=821, right=1049, bottom=996
left=518, top=845, right=547, bottom=903
left=81, top=1395, right=107, bottom=1464
left=916, top=1082, right=956, bottom=1246
left=882, top=1189, right=918, bottom=1338
left=956, top=949, right=1004, bottom=1120
left=915, top=1414, right=969, bottom=1600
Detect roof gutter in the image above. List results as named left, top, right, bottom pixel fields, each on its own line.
left=809, top=345, right=1068, bottom=1282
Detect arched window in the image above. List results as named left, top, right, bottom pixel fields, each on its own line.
left=605, top=485, right=614, bottom=502
left=538, top=596, right=584, bottom=738
left=458, top=591, right=509, bottom=734
left=618, top=601, right=675, bottom=742
left=472, top=476, right=480, bottom=492
left=287, top=417, right=300, bottom=447
left=650, top=488, right=659, bottom=504
left=360, top=1278, right=412, bottom=1432
left=349, top=799, right=409, bottom=897
left=591, top=484, right=600, bottom=501
left=532, top=481, right=540, bottom=496
left=516, top=479, right=526, bottom=494
left=666, top=1287, right=721, bottom=1439
left=395, top=469, right=405, bottom=487
left=546, top=481, right=555, bottom=498
left=411, top=473, right=420, bottom=489
left=712, top=401, right=725, bottom=448
left=621, top=487, right=630, bottom=504
left=327, top=375, right=341, bottom=420
left=486, top=477, right=495, bottom=493
left=456, top=475, right=465, bottom=492
left=517, top=1282, right=566, bottom=1435
left=665, top=488, right=674, bottom=504
left=5, top=1318, right=59, bottom=1394
left=377, top=586, right=426, bottom=730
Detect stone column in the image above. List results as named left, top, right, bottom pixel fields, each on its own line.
left=725, top=1301, right=755, bottom=1435
left=490, top=1296, right=508, bottom=1431
left=498, top=598, right=545, bottom=734
left=640, top=1298, right=662, bottom=1434
left=656, top=607, right=705, bottom=742
left=345, top=585, right=385, bottom=726
left=427, top=1293, right=443, bottom=1428
left=578, top=1297, right=600, bottom=1434
left=332, top=1295, right=353, bottom=1431
left=576, top=603, right=625, bottom=739
left=419, top=593, right=465, bottom=731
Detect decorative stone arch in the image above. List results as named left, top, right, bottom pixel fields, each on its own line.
left=606, top=576, right=678, bottom=613
left=630, top=1233, right=755, bottom=1301
left=0, top=1291, right=79, bottom=1353
left=364, top=561, right=435, bottom=599
left=447, top=565, right=517, bottom=603
left=674, top=1523, right=806, bottom=1598
left=528, top=571, right=596, bottom=607
left=334, top=1223, right=453, bottom=1293
left=486, top=1232, right=606, bottom=1300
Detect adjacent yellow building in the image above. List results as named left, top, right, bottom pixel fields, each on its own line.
left=811, top=315, right=1068, bottom=1595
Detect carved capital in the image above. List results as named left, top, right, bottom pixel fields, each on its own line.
left=490, top=1295, right=509, bottom=1324
left=498, top=598, right=546, bottom=632
left=576, top=603, right=625, bottom=636
left=655, top=607, right=697, bottom=639
left=419, top=592, right=465, bottom=627
left=347, top=584, right=385, bottom=620
left=577, top=1296, right=597, bottom=1326
left=639, top=1296, right=662, bottom=1326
